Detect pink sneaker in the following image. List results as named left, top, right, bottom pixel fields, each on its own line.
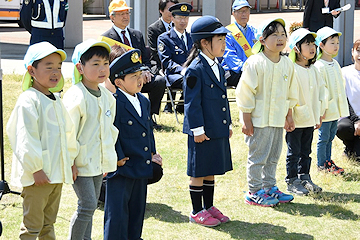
left=189, top=209, right=221, bottom=227
left=207, top=206, right=230, bottom=223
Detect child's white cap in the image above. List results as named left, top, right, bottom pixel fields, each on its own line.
left=315, top=26, right=342, bottom=59
left=23, top=42, right=67, bottom=92
left=288, top=28, right=317, bottom=62
left=252, top=18, right=285, bottom=54
left=71, top=39, right=111, bottom=85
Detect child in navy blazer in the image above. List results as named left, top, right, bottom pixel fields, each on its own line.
left=104, top=49, right=163, bottom=240
left=183, top=15, right=233, bottom=227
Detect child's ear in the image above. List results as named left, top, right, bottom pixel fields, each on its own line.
left=27, top=65, right=35, bottom=77
left=259, top=36, right=265, bottom=45
left=319, top=42, right=324, bottom=49
left=114, top=78, right=122, bottom=87
left=76, top=63, right=84, bottom=74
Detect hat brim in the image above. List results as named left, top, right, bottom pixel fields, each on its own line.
left=233, top=4, right=252, bottom=11
left=22, top=71, right=65, bottom=92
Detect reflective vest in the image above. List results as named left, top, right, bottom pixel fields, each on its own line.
left=30, top=0, right=66, bottom=29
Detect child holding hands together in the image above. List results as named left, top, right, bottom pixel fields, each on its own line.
left=236, top=18, right=298, bottom=207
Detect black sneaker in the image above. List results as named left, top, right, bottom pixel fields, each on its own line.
left=323, top=160, right=344, bottom=175
left=287, top=179, right=309, bottom=195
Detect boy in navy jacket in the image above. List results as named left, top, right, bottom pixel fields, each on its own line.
left=104, top=49, right=162, bottom=240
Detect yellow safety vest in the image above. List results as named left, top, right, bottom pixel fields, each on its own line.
left=226, top=23, right=253, bottom=58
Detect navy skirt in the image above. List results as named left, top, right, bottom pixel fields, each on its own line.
left=187, top=135, right=232, bottom=177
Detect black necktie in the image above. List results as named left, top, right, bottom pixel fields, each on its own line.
left=181, top=35, right=187, bottom=50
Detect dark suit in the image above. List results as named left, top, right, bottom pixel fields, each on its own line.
left=147, top=18, right=167, bottom=73
left=102, top=26, right=166, bottom=115
left=158, top=28, right=193, bottom=86
left=303, top=0, right=340, bottom=32
left=104, top=90, right=155, bottom=240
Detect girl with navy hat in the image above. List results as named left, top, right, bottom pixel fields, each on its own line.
left=183, top=15, right=232, bottom=227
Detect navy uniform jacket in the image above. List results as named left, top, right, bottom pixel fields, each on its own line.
left=20, top=0, right=67, bottom=48
left=147, top=18, right=167, bottom=72
left=303, top=0, right=340, bottom=32
left=183, top=54, right=232, bottom=138
left=158, top=28, right=193, bottom=86
left=107, top=89, right=155, bottom=180
left=102, top=27, right=152, bottom=68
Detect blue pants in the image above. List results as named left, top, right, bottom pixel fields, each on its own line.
left=285, top=127, right=314, bottom=182
left=104, top=175, right=147, bottom=240
left=317, top=120, right=338, bottom=167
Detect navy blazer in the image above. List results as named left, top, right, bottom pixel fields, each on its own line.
left=102, top=26, right=151, bottom=68
left=148, top=18, right=167, bottom=70
left=183, top=54, right=232, bottom=139
left=303, top=0, right=340, bottom=32
left=108, top=90, right=155, bottom=179
left=158, top=28, right=193, bottom=86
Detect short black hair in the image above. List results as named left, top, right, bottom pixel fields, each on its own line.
left=159, top=0, right=179, bottom=11
left=80, top=46, right=109, bottom=64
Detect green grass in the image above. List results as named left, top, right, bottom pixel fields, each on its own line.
left=0, top=74, right=359, bottom=239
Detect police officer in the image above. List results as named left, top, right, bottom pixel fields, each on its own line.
left=158, top=2, right=193, bottom=113
left=20, top=0, right=68, bottom=49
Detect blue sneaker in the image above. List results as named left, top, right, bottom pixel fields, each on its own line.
left=245, top=189, right=279, bottom=207
left=266, top=186, right=294, bottom=203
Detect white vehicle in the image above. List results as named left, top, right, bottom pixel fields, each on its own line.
left=0, top=0, right=21, bottom=25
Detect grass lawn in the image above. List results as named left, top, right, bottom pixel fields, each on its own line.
left=0, top=74, right=359, bottom=239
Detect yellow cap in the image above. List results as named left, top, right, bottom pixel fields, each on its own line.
left=108, top=0, right=132, bottom=14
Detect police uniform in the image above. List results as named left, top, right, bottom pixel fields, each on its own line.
left=20, top=0, right=68, bottom=49
left=157, top=3, right=193, bottom=87
left=183, top=16, right=232, bottom=177
left=104, top=50, right=155, bottom=240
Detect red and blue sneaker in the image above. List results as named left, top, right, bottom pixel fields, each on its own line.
left=245, top=189, right=279, bottom=207
left=266, top=186, right=294, bottom=203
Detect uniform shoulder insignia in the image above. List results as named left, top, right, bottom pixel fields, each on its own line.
left=186, top=76, right=197, bottom=89
left=25, top=0, right=30, bottom=4
left=158, top=42, right=165, bottom=52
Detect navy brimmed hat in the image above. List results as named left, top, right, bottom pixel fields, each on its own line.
left=252, top=18, right=285, bottom=54
left=23, top=41, right=67, bottom=92
left=288, top=28, right=317, bottom=62
left=169, top=2, right=192, bottom=16
left=190, top=15, right=231, bottom=42
left=71, top=39, right=111, bottom=84
left=109, top=49, right=149, bottom=84
left=315, top=26, right=342, bottom=59
left=232, top=0, right=251, bottom=11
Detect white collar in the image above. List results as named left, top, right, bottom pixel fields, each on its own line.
left=200, top=51, right=219, bottom=66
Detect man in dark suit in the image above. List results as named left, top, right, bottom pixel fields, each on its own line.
left=147, top=0, right=179, bottom=75
left=303, top=0, right=340, bottom=32
left=158, top=2, right=193, bottom=113
left=102, top=0, right=166, bottom=129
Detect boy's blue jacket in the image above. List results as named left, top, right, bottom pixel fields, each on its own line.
left=108, top=90, right=155, bottom=180
left=20, top=0, right=68, bottom=33
left=183, top=54, right=232, bottom=138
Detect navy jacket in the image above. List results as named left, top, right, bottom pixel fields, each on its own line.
left=303, top=0, right=340, bottom=32
left=158, top=28, right=193, bottom=86
left=102, top=26, right=151, bottom=68
left=183, top=54, right=232, bottom=138
left=108, top=90, right=155, bottom=180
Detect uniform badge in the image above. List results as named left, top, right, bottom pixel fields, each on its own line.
left=25, top=0, right=30, bottom=4
left=181, top=5, right=187, bottom=12
left=131, top=52, right=140, bottom=63
left=158, top=42, right=164, bottom=52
